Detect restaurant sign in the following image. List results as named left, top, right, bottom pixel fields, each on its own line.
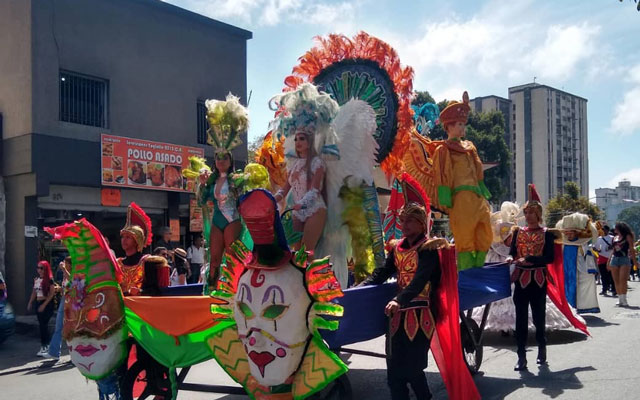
left=101, top=134, right=204, bottom=192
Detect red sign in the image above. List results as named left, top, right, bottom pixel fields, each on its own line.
left=101, top=188, right=122, bottom=207
left=101, top=134, right=204, bottom=192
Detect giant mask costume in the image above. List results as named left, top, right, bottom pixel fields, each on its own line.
left=45, top=219, right=126, bottom=381
left=208, top=189, right=347, bottom=399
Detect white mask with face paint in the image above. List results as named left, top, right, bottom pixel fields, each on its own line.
left=234, top=264, right=312, bottom=387
left=68, top=327, right=127, bottom=380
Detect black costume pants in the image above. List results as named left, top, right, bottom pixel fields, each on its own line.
left=598, top=263, right=614, bottom=293
left=189, top=263, right=202, bottom=284
left=386, top=313, right=432, bottom=400
left=513, top=282, right=546, bottom=357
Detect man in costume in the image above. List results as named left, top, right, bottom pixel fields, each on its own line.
left=207, top=189, right=347, bottom=399
left=432, top=91, right=492, bottom=270
left=118, top=202, right=153, bottom=296
left=45, top=219, right=128, bottom=397
left=556, top=213, right=600, bottom=314
left=508, top=184, right=556, bottom=371
left=361, top=189, right=444, bottom=400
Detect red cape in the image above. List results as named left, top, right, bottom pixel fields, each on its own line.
left=431, top=247, right=480, bottom=400
left=545, top=243, right=590, bottom=336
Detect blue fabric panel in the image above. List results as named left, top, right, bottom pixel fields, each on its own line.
left=159, top=283, right=204, bottom=297
left=458, top=263, right=512, bottom=311
left=563, top=246, right=578, bottom=308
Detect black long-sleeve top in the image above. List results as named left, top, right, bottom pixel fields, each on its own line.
left=509, top=228, right=556, bottom=268
left=361, top=239, right=441, bottom=307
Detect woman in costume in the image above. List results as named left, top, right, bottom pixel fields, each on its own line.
left=271, top=83, right=338, bottom=253
left=197, top=94, right=248, bottom=288
left=609, top=221, right=637, bottom=306
left=556, top=213, right=600, bottom=313
left=27, top=260, right=55, bottom=356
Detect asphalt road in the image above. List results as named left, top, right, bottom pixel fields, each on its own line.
left=2, top=280, right=640, bottom=399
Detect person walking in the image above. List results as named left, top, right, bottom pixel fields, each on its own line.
left=608, top=222, right=637, bottom=306
left=594, top=225, right=616, bottom=296
left=27, top=261, right=55, bottom=356
left=186, top=235, right=205, bottom=284
left=44, top=257, right=71, bottom=360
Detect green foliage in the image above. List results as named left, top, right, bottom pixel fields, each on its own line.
left=545, top=182, right=603, bottom=227
left=412, top=90, right=435, bottom=105
left=618, top=205, right=640, bottom=237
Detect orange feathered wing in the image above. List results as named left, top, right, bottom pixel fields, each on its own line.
left=402, top=129, right=444, bottom=211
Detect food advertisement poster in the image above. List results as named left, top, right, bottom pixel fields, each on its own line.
left=189, top=199, right=214, bottom=232
left=101, top=134, right=204, bottom=192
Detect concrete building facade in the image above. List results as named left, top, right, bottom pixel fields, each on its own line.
left=596, top=180, right=640, bottom=225
left=0, top=0, right=251, bottom=313
left=470, top=95, right=514, bottom=202
left=508, top=83, right=589, bottom=205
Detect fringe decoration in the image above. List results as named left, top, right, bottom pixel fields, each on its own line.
left=339, top=182, right=376, bottom=283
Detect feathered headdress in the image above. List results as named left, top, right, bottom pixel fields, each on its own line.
left=491, top=201, right=521, bottom=243
left=523, top=183, right=543, bottom=221
left=412, top=102, right=440, bottom=135
left=269, top=83, right=340, bottom=160
left=121, top=202, right=152, bottom=252
left=205, top=93, right=248, bottom=155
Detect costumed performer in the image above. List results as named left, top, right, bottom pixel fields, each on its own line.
left=473, top=202, right=586, bottom=334
left=271, top=83, right=339, bottom=254
left=118, top=202, right=153, bottom=296
left=508, top=184, right=558, bottom=371
left=45, top=219, right=128, bottom=397
left=432, top=91, right=492, bottom=270
left=609, top=221, right=637, bottom=306
left=556, top=213, right=600, bottom=313
left=198, top=93, right=249, bottom=289
left=207, top=189, right=347, bottom=399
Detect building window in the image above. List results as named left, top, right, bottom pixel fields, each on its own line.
left=59, top=70, right=108, bottom=128
left=197, top=101, right=207, bottom=145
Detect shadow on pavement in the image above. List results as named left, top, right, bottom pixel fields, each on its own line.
left=482, top=329, right=587, bottom=348
left=475, top=365, right=595, bottom=399
left=582, top=314, right=620, bottom=327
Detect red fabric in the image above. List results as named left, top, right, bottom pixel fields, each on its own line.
left=546, top=243, right=590, bottom=336
left=157, top=265, right=170, bottom=288
left=430, top=247, right=480, bottom=400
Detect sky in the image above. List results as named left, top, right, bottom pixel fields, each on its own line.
left=165, top=0, right=640, bottom=200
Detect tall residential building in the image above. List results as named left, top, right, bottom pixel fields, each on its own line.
left=470, top=95, right=514, bottom=202
left=508, top=83, right=589, bottom=205
left=596, top=180, right=640, bottom=225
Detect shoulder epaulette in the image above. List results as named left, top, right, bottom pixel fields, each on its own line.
left=419, top=238, right=449, bottom=251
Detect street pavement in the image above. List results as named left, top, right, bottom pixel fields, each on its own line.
left=2, top=280, right=640, bottom=399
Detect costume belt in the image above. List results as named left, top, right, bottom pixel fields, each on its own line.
left=512, top=266, right=547, bottom=289
left=389, top=300, right=435, bottom=341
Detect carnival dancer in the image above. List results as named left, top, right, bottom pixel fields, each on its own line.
left=118, top=202, right=152, bottom=296
left=432, top=92, right=492, bottom=270
left=207, top=189, right=347, bottom=399
left=508, top=184, right=557, bottom=371
left=197, top=93, right=248, bottom=289
left=361, top=201, right=442, bottom=400
left=45, top=219, right=128, bottom=396
left=271, top=83, right=339, bottom=254
left=556, top=213, right=600, bottom=313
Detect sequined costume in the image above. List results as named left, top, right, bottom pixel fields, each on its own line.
left=288, top=156, right=326, bottom=221
left=117, top=255, right=147, bottom=296
left=200, top=176, right=240, bottom=230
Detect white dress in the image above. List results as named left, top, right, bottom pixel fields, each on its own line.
left=472, top=247, right=586, bottom=332
left=288, top=157, right=326, bottom=222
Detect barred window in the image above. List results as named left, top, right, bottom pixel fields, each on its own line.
left=197, top=101, right=207, bottom=145
left=59, top=70, right=108, bottom=128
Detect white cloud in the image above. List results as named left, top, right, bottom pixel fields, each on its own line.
left=610, top=63, right=640, bottom=136
left=607, top=168, right=640, bottom=188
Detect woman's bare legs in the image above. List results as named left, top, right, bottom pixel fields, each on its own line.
left=301, top=208, right=327, bottom=253
left=209, top=226, right=224, bottom=289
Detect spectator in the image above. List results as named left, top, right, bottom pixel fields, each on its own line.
left=153, top=246, right=169, bottom=259
left=594, top=225, right=616, bottom=296
left=156, top=227, right=175, bottom=252
left=171, top=248, right=190, bottom=286
left=187, top=236, right=205, bottom=284
left=27, top=261, right=55, bottom=357
left=609, top=222, right=637, bottom=307
left=44, top=257, right=71, bottom=360
left=0, top=270, right=6, bottom=300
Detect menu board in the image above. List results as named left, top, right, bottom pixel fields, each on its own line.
left=101, top=134, right=204, bottom=192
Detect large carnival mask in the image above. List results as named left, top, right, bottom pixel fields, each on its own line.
left=234, top=265, right=312, bottom=386
left=46, top=219, right=126, bottom=381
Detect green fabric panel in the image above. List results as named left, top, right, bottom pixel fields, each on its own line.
left=437, top=185, right=452, bottom=208
left=478, top=180, right=491, bottom=199
left=124, top=307, right=233, bottom=369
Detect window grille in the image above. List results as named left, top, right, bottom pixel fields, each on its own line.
left=59, top=70, right=108, bottom=128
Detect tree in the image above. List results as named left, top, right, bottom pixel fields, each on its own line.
left=545, top=182, right=603, bottom=228
left=618, top=205, right=640, bottom=238
left=247, top=136, right=264, bottom=163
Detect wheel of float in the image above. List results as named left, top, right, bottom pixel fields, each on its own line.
left=460, top=317, right=483, bottom=374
